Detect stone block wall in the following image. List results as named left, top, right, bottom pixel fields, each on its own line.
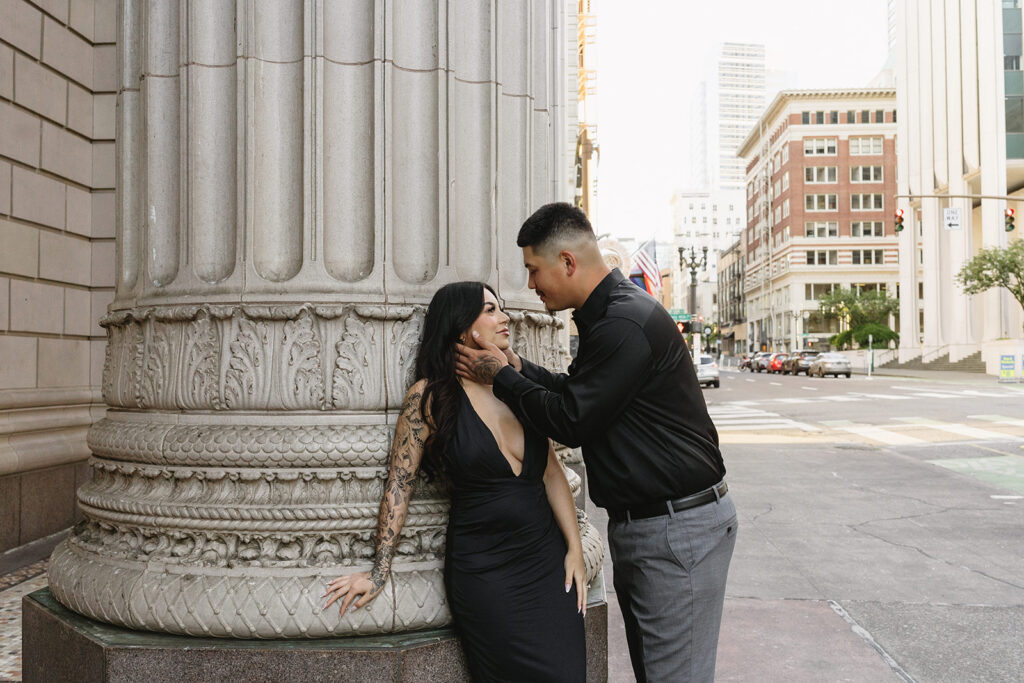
left=0, top=0, right=116, bottom=553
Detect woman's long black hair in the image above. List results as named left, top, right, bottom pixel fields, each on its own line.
left=415, top=281, right=498, bottom=490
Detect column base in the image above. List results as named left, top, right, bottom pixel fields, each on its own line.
left=23, top=588, right=609, bottom=682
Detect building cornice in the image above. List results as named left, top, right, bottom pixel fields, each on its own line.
left=738, top=88, right=898, bottom=158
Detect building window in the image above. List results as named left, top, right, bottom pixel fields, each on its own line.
left=861, top=109, right=869, bottom=122
left=782, top=199, right=790, bottom=218
left=806, top=250, right=838, bottom=265
left=804, top=138, right=837, bottom=155
left=805, top=166, right=838, bottom=183
left=851, top=249, right=885, bottom=265
left=781, top=146, right=789, bottom=164
left=875, top=110, right=885, bottom=122
left=850, top=166, right=884, bottom=182
left=816, top=111, right=824, bottom=124
left=851, top=193, right=884, bottom=210
left=850, top=136, right=884, bottom=155
left=805, top=194, right=838, bottom=211
left=847, top=109, right=856, bottom=123
left=851, top=220, right=885, bottom=237
left=1007, top=56, right=1021, bottom=70
left=805, top=283, right=837, bottom=300
left=830, top=111, right=838, bottom=124
left=782, top=172, right=789, bottom=191
left=802, top=111, right=810, bottom=124
left=805, top=221, right=838, bottom=237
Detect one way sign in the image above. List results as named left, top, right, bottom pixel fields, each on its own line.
left=943, top=207, right=962, bottom=231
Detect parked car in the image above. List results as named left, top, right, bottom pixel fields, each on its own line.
left=754, top=352, right=773, bottom=372
left=769, top=353, right=789, bottom=373
left=695, top=354, right=720, bottom=388
left=782, top=350, right=820, bottom=375
left=808, top=352, right=852, bottom=378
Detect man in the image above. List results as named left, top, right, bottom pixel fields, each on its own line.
left=456, top=202, right=736, bottom=682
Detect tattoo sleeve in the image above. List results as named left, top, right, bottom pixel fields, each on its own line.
left=470, top=355, right=503, bottom=384
left=369, top=387, right=428, bottom=592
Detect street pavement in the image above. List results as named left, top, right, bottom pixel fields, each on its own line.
left=592, top=367, right=1024, bottom=682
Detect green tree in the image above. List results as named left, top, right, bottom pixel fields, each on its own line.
left=818, top=287, right=899, bottom=328
left=819, top=287, right=899, bottom=349
left=956, top=239, right=1024, bottom=330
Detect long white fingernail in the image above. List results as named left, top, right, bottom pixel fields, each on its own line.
left=565, top=583, right=570, bottom=592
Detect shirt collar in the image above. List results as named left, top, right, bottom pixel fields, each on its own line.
left=572, top=269, right=624, bottom=331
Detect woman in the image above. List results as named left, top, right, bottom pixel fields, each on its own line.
left=324, top=281, right=587, bottom=682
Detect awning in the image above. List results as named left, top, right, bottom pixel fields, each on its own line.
left=722, top=331, right=736, bottom=340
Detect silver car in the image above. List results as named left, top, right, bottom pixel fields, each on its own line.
left=808, top=352, right=852, bottom=378
left=695, top=354, right=720, bottom=388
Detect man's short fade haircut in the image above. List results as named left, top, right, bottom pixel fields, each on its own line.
left=516, top=202, right=594, bottom=253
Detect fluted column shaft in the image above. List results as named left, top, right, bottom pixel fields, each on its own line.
left=49, top=0, right=602, bottom=639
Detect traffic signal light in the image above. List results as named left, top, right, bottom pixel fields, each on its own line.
left=894, top=209, right=904, bottom=232
left=676, top=321, right=693, bottom=334
left=1006, top=207, right=1016, bottom=232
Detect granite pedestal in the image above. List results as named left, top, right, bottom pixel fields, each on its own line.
left=23, top=589, right=608, bottom=682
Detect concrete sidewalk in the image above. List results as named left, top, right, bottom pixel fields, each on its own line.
left=592, top=439, right=1024, bottom=682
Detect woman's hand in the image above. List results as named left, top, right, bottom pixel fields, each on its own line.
left=564, top=547, right=588, bottom=616
left=322, top=571, right=385, bottom=618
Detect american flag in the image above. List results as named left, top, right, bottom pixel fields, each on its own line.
left=632, top=240, right=662, bottom=296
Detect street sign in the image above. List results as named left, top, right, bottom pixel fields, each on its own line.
left=668, top=309, right=691, bottom=322
left=999, top=354, right=1017, bottom=382
left=943, top=207, right=962, bottom=231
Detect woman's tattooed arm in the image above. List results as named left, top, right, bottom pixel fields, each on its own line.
left=369, top=381, right=430, bottom=592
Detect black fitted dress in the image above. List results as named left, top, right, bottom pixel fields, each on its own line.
left=443, top=386, right=586, bottom=682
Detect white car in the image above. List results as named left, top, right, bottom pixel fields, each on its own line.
left=695, top=354, right=720, bottom=388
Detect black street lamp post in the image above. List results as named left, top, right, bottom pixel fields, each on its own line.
left=677, top=245, right=708, bottom=317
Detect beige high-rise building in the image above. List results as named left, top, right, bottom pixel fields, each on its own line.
left=575, top=0, right=599, bottom=229
left=894, top=0, right=1024, bottom=372
left=0, top=0, right=117, bottom=553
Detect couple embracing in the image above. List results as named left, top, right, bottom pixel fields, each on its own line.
left=324, top=203, right=737, bottom=682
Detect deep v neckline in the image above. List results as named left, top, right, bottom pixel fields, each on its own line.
left=459, top=383, right=527, bottom=478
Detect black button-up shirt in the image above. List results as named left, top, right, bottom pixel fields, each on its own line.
left=493, top=269, right=724, bottom=511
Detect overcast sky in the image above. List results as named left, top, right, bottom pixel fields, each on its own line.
left=595, top=0, right=891, bottom=243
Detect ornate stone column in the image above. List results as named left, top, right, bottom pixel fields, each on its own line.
left=48, top=0, right=602, bottom=639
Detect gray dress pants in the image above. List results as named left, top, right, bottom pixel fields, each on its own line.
left=608, top=491, right=737, bottom=682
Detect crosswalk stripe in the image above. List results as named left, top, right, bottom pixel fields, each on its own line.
left=968, top=414, right=1024, bottom=427
left=848, top=393, right=913, bottom=400
left=709, top=407, right=820, bottom=432
left=835, top=425, right=926, bottom=445
left=819, top=395, right=863, bottom=402
left=889, top=417, right=1022, bottom=441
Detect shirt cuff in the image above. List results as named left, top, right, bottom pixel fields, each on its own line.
left=493, top=364, right=528, bottom=403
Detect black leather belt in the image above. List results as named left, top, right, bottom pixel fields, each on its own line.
left=608, top=481, right=728, bottom=522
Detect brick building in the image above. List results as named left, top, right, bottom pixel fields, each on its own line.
left=737, top=89, right=899, bottom=353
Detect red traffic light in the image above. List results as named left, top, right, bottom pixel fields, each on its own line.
left=1007, top=208, right=1016, bottom=231
left=894, top=208, right=905, bottom=232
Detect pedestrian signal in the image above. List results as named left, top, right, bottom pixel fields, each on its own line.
left=677, top=321, right=693, bottom=334
left=1006, top=207, right=1016, bottom=232
left=894, top=209, right=904, bottom=232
